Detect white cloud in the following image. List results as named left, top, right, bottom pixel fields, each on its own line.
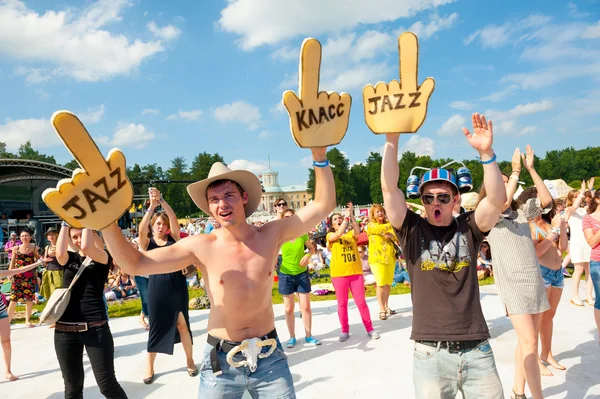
left=79, top=104, right=105, bottom=124
left=97, top=122, right=155, bottom=149
left=257, top=131, right=271, bottom=139
left=141, top=108, right=160, bottom=115
left=408, top=13, right=459, bottom=40
left=0, top=117, right=58, bottom=150
left=567, top=2, right=591, bottom=18
left=449, top=101, right=475, bottom=110
left=436, top=114, right=465, bottom=136
left=229, top=159, right=267, bottom=175
left=213, top=101, right=262, bottom=130
left=321, top=62, right=392, bottom=92
left=269, top=102, right=286, bottom=116
left=464, top=14, right=551, bottom=48
left=582, top=21, right=600, bottom=39
left=278, top=72, right=298, bottom=90
left=166, top=109, right=203, bottom=121
left=218, top=0, right=455, bottom=50
left=0, top=0, right=180, bottom=83
left=482, top=85, right=519, bottom=102
left=400, top=135, right=435, bottom=157
left=300, top=155, right=313, bottom=168
left=491, top=120, right=537, bottom=136
left=349, top=30, right=395, bottom=62
left=270, top=46, right=298, bottom=62
left=501, top=64, right=599, bottom=89
left=147, top=21, right=181, bottom=41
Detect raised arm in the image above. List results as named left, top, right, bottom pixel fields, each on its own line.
left=504, top=148, right=521, bottom=211
left=382, top=134, right=408, bottom=229
left=327, top=219, right=349, bottom=242
left=278, top=147, right=336, bottom=243
left=347, top=203, right=360, bottom=238
left=138, top=190, right=161, bottom=250
left=55, top=224, right=71, bottom=266
left=157, top=189, right=181, bottom=241
left=564, top=180, right=587, bottom=220
left=81, top=229, right=109, bottom=265
left=1, top=261, right=39, bottom=277
left=101, top=223, right=199, bottom=276
left=466, top=113, right=506, bottom=232
left=522, top=144, right=552, bottom=209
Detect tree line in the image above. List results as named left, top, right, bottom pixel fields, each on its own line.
left=3, top=141, right=600, bottom=213
left=306, top=146, right=600, bottom=206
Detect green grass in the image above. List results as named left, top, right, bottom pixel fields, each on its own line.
left=9, top=274, right=497, bottom=324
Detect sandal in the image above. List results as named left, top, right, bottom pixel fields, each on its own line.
left=511, top=390, right=527, bottom=399
left=385, top=307, right=396, bottom=315
left=379, top=311, right=387, bottom=320
left=188, top=367, right=199, bottom=377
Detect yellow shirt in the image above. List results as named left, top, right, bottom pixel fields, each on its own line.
left=327, top=231, right=362, bottom=277
left=366, top=222, right=396, bottom=267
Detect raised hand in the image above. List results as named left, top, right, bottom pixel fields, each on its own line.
left=283, top=38, right=352, bottom=148
left=521, top=144, right=535, bottom=171
left=148, top=188, right=161, bottom=210
left=588, top=177, right=595, bottom=191
left=362, top=32, right=435, bottom=134
left=462, top=113, right=493, bottom=155
left=42, top=111, right=134, bottom=230
left=511, top=147, right=521, bottom=173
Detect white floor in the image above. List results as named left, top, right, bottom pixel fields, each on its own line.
left=6, top=278, right=600, bottom=399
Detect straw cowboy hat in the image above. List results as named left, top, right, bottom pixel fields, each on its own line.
left=187, top=162, right=262, bottom=218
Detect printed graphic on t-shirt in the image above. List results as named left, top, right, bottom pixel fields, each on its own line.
left=420, top=230, right=471, bottom=273
left=339, top=237, right=358, bottom=263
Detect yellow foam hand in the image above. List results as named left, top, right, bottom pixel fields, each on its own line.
left=362, top=32, right=435, bottom=134
left=42, top=111, right=133, bottom=230
left=282, top=38, right=352, bottom=148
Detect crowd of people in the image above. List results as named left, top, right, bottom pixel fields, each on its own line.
left=0, top=114, right=599, bottom=399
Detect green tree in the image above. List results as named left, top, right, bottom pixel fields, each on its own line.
left=0, top=142, right=14, bottom=158
left=350, top=163, right=370, bottom=205
left=328, top=148, right=354, bottom=205
left=190, top=152, right=225, bottom=181
left=164, top=157, right=192, bottom=217
left=366, top=152, right=383, bottom=204
left=17, top=141, right=56, bottom=163
left=63, top=159, right=79, bottom=170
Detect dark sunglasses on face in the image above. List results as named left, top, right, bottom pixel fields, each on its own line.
left=421, top=193, right=452, bottom=205
left=275, top=203, right=287, bottom=207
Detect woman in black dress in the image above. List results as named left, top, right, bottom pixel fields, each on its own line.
left=55, top=225, right=127, bottom=398
left=138, top=188, right=197, bottom=384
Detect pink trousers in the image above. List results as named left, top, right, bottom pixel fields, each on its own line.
left=331, top=274, right=373, bottom=333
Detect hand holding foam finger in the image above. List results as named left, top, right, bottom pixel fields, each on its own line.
left=362, top=32, right=435, bottom=134
left=282, top=38, right=352, bottom=148
left=42, top=111, right=133, bottom=230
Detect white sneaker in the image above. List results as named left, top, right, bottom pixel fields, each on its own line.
left=368, top=330, right=380, bottom=340
left=339, top=332, right=350, bottom=342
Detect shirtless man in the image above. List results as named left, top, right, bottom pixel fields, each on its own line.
left=523, top=188, right=569, bottom=375
left=100, top=147, right=334, bottom=398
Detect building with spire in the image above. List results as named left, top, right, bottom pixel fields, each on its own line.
left=258, top=156, right=309, bottom=213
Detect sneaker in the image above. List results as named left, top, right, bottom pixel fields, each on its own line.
left=368, top=330, right=380, bottom=340
left=286, top=337, right=297, bottom=348
left=305, top=336, right=321, bottom=346
left=339, top=332, right=350, bottom=342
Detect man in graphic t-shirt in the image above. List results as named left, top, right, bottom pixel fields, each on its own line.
left=380, top=114, right=507, bottom=398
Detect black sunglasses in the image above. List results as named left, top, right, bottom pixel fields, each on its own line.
left=275, top=203, right=287, bottom=207
left=421, top=193, right=452, bottom=205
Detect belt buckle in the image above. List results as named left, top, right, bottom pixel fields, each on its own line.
left=447, top=341, right=460, bottom=353
left=79, top=323, right=88, bottom=332
left=226, top=337, right=277, bottom=372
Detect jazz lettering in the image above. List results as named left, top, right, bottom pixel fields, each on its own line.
left=367, top=92, right=421, bottom=115
left=62, top=167, right=128, bottom=219
left=296, top=104, right=345, bottom=132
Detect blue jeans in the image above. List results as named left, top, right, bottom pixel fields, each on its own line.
left=590, top=261, right=600, bottom=310
left=134, top=276, right=149, bottom=317
left=198, top=338, right=295, bottom=398
left=413, top=340, right=503, bottom=399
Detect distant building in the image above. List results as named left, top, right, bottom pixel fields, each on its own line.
left=259, top=168, right=309, bottom=213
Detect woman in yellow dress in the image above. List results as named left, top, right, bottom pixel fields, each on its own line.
left=366, top=204, right=398, bottom=320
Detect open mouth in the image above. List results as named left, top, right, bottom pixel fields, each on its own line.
left=219, top=211, right=233, bottom=220
left=433, top=209, right=442, bottom=219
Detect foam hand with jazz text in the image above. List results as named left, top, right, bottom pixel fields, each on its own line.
left=362, top=32, right=435, bottom=134
left=283, top=38, right=351, bottom=148
left=42, top=111, right=133, bottom=230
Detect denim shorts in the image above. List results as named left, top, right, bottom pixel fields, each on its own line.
left=540, top=265, right=564, bottom=289
left=589, top=261, right=600, bottom=310
left=278, top=270, right=311, bottom=295
left=413, top=340, right=503, bottom=398
left=198, top=338, right=296, bottom=398
left=0, top=308, right=7, bottom=320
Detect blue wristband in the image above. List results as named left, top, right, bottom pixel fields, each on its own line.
left=312, top=159, right=330, bottom=168
left=476, top=153, right=497, bottom=164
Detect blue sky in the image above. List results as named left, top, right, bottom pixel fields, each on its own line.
left=0, top=0, right=599, bottom=186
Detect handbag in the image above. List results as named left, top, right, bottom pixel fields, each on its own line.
left=38, top=256, right=92, bottom=326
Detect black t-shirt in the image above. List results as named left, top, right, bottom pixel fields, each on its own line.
left=394, top=210, right=489, bottom=341
left=59, top=251, right=111, bottom=323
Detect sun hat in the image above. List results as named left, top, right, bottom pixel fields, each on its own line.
left=418, top=168, right=459, bottom=195
left=187, top=162, right=262, bottom=217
